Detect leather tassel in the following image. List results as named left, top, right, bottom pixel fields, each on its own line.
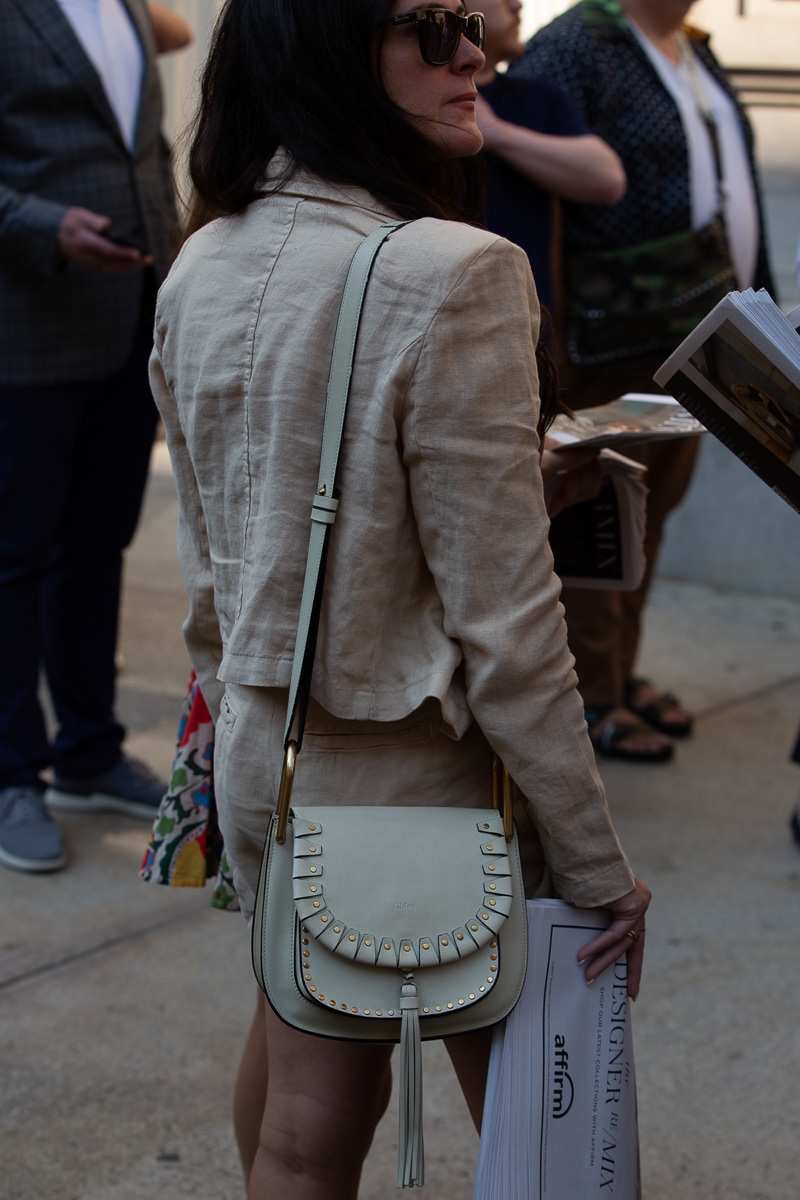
left=397, top=973, right=424, bottom=1188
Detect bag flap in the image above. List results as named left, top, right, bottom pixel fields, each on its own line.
left=290, top=806, right=512, bottom=969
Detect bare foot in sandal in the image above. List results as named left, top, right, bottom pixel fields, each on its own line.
left=585, top=705, right=674, bottom=763
left=624, top=677, right=694, bottom=738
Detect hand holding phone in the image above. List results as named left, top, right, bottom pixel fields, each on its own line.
left=57, top=208, right=153, bottom=270
left=104, top=229, right=147, bottom=254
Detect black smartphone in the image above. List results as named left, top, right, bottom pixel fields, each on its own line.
left=104, top=229, right=146, bottom=253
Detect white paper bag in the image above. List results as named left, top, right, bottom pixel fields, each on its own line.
left=474, top=899, right=640, bottom=1200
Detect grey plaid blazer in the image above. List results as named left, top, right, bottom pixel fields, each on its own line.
left=0, top=0, right=179, bottom=385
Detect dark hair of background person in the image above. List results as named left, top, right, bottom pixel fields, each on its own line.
left=188, top=0, right=485, bottom=227
left=535, top=305, right=567, bottom=437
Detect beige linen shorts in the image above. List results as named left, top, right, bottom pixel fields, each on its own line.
left=215, top=684, right=549, bottom=920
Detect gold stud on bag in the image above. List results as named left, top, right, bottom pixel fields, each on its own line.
left=250, top=224, right=527, bottom=1189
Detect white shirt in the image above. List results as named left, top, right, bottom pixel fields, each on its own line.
left=56, top=0, right=144, bottom=151
left=630, top=20, right=759, bottom=289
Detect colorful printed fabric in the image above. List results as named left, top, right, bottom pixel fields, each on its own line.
left=139, top=671, right=239, bottom=911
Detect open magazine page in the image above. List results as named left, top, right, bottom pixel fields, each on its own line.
left=723, top=290, right=800, bottom=375
left=548, top=393, right=704, bottom=451
left=654, top=289, right=800, bottom=514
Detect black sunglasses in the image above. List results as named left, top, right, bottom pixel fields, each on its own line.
left=384, top=8, right=485, bottom=67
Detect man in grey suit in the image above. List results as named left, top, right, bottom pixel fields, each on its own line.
left=0, top=0, right=181, bottom=873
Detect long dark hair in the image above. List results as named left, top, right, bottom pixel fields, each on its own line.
left=188, top=0, right=484, bottom=225
left=535, top=306, right=567, bottom=439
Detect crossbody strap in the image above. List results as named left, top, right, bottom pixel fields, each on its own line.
left=282, top=221, right=406, bottom=763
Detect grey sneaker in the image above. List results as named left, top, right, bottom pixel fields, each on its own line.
left=45, top=754, right=166, bottom=820
left=0, top=786, right=68, bottom=873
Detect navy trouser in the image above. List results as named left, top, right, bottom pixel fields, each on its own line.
left=0, top=299, right=158, bottom=788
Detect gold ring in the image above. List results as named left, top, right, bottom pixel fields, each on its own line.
left=626, top=929, right=641, bottom=942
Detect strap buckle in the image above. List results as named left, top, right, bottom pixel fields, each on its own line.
left=491, top=755, right=514, bottom=842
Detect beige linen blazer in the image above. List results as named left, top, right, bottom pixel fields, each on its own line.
left=150, top=162, right=634, bottom=908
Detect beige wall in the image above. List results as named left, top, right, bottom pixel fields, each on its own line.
left=154, top=0, right=220, bottom=204
left=156, top=0, right=218, bottom=144
left=692, top=0, right=800, bottom=67
left=521, top=0, right=573, bottom=35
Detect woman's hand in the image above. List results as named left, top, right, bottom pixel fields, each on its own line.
left=577, top=878, right=652, bottom=999
left=541, top=443, right=603, bottom=517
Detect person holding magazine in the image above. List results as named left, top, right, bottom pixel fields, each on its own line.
left=510, top=0, right=775, bottom=763
left=148, top=2, right=651, bottom=1194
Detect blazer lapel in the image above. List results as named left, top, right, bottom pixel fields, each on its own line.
left=13, top=0, right=136, bottom=150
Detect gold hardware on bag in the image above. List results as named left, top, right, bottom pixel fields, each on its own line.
left=491, top=755, right=514, bottom=841
left=276, top=740, right=297, bottom=843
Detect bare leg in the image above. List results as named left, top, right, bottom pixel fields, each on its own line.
left=247, top=998, right=394, bottom=1200
left=444, top=1025, right=494, bottom=1132
left=234, top=996, right=270, bottom=1183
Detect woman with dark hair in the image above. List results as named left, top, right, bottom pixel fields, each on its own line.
left=150, top=2, right=650, bottom=1195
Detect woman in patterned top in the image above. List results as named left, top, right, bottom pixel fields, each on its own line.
left=510, top=0, right=775, bottom=763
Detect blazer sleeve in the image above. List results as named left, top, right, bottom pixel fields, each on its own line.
left=0, top=183, right=67, bottom=276
left=401, top=236, right=634, bottom=907
left=148, top=343, right=226, bottom=723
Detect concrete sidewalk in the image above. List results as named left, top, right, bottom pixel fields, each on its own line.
left=2, top=442, right=799, bottom=1200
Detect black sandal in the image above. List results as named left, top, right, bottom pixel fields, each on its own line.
left=624, top=677, right=694, bottom=739
left=585, top=705, right=674, bottom=764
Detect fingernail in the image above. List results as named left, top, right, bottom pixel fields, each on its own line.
left=585, top=975, right=596, bottom=987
